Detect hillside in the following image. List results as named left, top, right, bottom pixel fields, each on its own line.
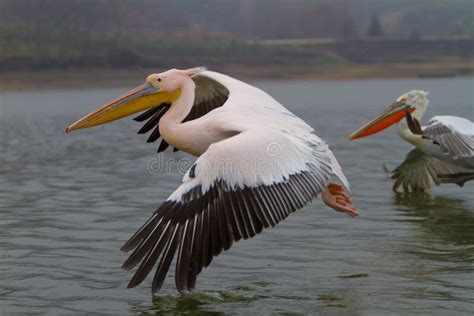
left=0, top=0, right=472, bottom=71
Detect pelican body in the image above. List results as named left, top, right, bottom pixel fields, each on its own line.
left=347, top=90, right=474, bottom=191
left=66, top=67, right=358, bottom=293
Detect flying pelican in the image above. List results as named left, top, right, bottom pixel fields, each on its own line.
left=347, top=90, right=474, bottom=191
left=66, top=67, right=358, bottom=293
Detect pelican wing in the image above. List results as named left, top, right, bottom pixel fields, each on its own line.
left=389, top=148, right=468, bottom=191
left=423, top=116, right=474, bottom=158
left=133, top=73, right=230, bottom=152
left=121, top=128, right=346, bottom=293
left=183, top=74, right=229, bottom=122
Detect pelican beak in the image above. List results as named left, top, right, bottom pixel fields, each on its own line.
left=346, top=101, right=414, bottom=141
left=65, top=83, right=180, bottom=132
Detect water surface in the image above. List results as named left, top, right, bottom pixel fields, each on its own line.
left=1, top=77, right=473, bottom=314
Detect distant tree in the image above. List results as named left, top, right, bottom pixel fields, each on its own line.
left=367, top=14, right=383, bottom=37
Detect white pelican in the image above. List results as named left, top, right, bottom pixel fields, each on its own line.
left=347, top=90, right=474, bottom=191
left=66, top=67, right=358, bottom=293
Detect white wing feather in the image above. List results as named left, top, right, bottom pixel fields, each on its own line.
left=423, top=115, right=474, bottom=160
left=169, top=128, right=345, bottom=201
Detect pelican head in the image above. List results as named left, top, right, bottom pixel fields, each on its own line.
left=346, top=90, right=429, bottom=141
left=65, top=67, right=205, bottom=132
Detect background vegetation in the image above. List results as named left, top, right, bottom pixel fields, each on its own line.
left=0, top=0, right=472, bottom=71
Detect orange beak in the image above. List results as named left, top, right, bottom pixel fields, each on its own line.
left=65, top=83, right=181, bottom=133
left=347, top=101, right=414, bottom=141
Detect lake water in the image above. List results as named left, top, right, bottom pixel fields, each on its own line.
left=0, top=77, right=473, bottom=315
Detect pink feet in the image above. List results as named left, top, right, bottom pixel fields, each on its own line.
left=321, top=183, right=359, bottom=218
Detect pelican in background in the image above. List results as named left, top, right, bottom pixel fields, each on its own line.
left=347, top=90, right=474, bottom=191
left=66, top=67, right=358, bottom=293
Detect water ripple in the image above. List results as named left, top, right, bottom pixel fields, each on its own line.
left=1, top=78, right=473, bottom=314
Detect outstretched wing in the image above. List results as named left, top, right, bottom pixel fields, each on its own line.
left=423, top=116, right=474, bottom=159
left=121, top=128, right=348, bottom=293
left=133, top=73, right=230, bottom=153
left=389, top=148, right=468, bottom=191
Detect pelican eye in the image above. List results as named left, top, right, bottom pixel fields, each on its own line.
left=157, top=78, right=162, bottom=82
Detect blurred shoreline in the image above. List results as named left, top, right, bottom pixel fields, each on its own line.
left=0, top=59, right=472, bottom=91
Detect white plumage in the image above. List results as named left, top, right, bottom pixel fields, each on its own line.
left=66, top=68, right=357, bottom=294
left=168, top=71, right=350, bottom=200
left=422, top=116, right=474, bottom=167
left=349, top=89, right=474, bottom=191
